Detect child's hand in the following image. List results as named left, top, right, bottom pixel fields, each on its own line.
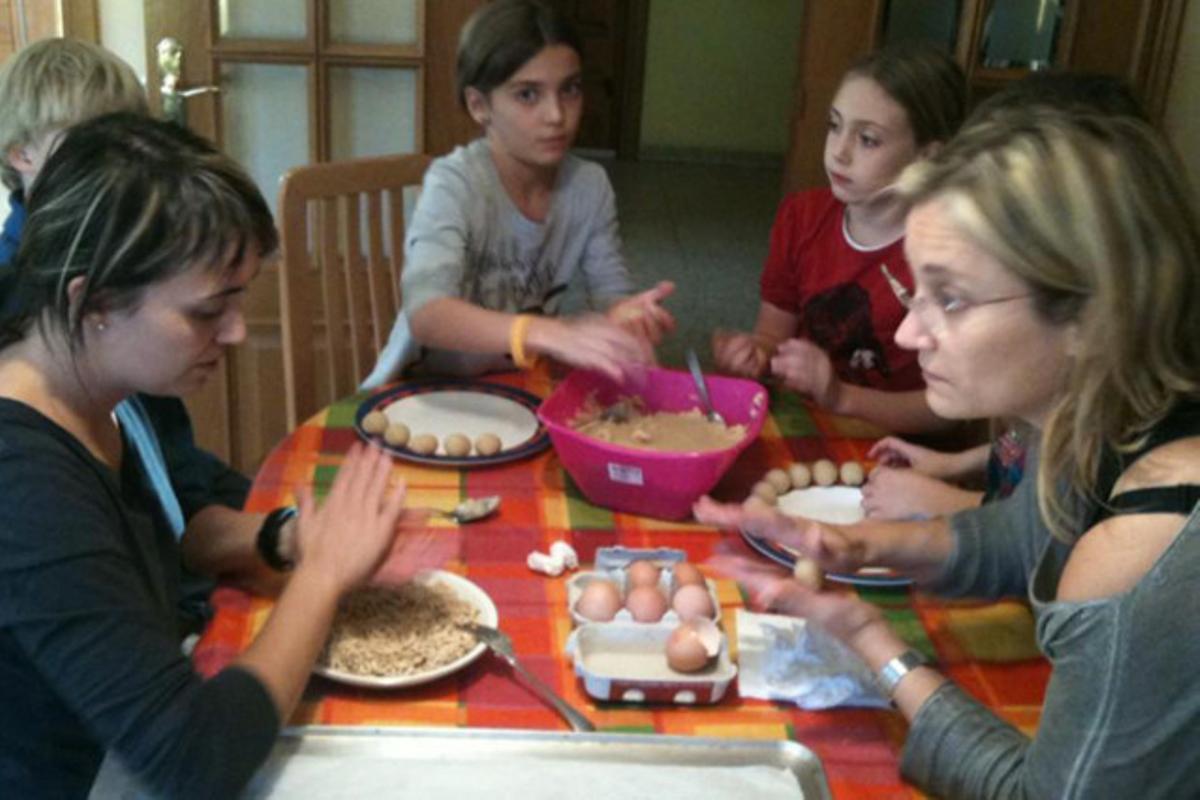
left=862, top=466, right=982, bottom=519
left=770, top=338, right=842, bottom=410
left=534, top=314, right=654, bottom=383
left=608, top=281, right=676, bottom=346
left=712, top=329, right=770, bottom=378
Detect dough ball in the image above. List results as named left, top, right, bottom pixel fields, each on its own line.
left=408, top=433, right=438, bottom=455
left=742, top=495, right=773, bottom=514
left=764, top=468, right=791, bottom=494
left=839, top=460, right=865, bottom=487
left=361, top=410, right=388, bottom=435
left=812, top=458, right=838, bottom=487
left=751, top=480, right=778, bottom=505
left=787, top=462, right=812, bottom=489
left=475, top=432, right=502, bottom=457
left=444, top=433, right=472, bottom=458
left=791, top=557, right=824, bottom=591
left=383, top=422, right=410, bottom=447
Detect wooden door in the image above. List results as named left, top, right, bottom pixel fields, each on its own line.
left=143, top=0, right=478, bottom=472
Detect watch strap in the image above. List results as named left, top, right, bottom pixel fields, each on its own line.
left=256, top=506, right=298, bottom=572
left=877, top=649, right=930, bottom=697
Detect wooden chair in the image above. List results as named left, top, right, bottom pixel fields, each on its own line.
left=276, top=152, right=433, bottom=430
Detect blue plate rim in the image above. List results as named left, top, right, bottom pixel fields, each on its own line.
left=738, top=527, right=912, bottom=588
left=353, top=378, right=551, bottom=468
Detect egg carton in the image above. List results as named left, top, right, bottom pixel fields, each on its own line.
left=567, top=569, right=721, bottom=627
left=566, top=621, right=737, bottom=705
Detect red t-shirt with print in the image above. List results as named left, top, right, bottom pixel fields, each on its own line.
left=759, top=187, right=923, bottom=391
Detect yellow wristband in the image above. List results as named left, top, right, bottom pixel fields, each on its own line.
left=509, top=314, right=537, bottom=369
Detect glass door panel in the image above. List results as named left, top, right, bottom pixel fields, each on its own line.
left=218, top=0, right=308, bottom=39
left=327, top=65, right=419, bottom=160
left=327, top=0, right=420, bottom=46
left=978, top=0, right=1065, bottom=70
left=881, top=0, right=962, bottom=51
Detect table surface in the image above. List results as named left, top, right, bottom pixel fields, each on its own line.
left=193, top=369, right=1049, bottom=799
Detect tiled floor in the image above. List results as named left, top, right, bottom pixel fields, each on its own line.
left=567, top=158, right=785, bottom=371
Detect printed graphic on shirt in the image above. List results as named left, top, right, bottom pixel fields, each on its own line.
left=461, top=251, right=561, bottom=314
left=803, top=282, right=890, bottom=382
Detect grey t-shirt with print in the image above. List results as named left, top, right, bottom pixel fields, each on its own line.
left=363, top=138, right=632, bottom=386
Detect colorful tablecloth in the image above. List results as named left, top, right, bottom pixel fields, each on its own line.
left=193, top=370, right=1049, bottom=799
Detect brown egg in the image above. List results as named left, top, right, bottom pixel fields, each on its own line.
left=408, top=433, right=438, bottom=455
left=625, top=560, right=661, bottom=589
left=575, top=579, right=622, bottom=622
left=383, top=422, right=410, bottom=448
left=671, top=562, right=705, bottom=589
left=443, top=433, right=471, bottom=458
left=671, top=583, right=715, bottom=620
left=665, top=619, right=721, bottom=673
left=361, top=410, right=388, bottom=435
left=475, top=432, right=502, bottom=457
left=624, top=585, right=668, bottom=622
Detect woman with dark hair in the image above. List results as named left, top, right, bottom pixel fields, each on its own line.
left=0, top=113, right=439, bottom=798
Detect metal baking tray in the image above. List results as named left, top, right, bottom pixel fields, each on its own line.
left=245, top=725, right=831, bottom=799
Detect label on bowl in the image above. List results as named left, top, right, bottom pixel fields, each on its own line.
left=607, top=462, right=644, bottom=486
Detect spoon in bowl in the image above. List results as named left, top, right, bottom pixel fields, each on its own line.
left=685, top=348, right=725, bottom=424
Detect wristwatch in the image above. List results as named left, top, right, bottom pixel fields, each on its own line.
left=877, top=649, right=930, bottom=697
left=256, top=506, right=298, bottom=572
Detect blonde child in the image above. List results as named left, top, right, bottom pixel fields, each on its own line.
left=364, top=0, right=673, bottom=386
left=714, top=44, right=965, bottom=434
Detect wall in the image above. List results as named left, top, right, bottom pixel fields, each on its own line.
left=1164, top=0, right=1200, bottom=187
left=639, top=0, right=803, bottom=163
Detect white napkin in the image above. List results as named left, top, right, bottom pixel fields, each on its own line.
left=736, top=609, right=888, bottom=709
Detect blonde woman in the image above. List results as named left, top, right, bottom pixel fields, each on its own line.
left=697, top=110, right=1200, bottom=798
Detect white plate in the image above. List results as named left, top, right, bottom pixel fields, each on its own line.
left=314, top=570, right=499, bottom=689
left=776, top=486, right=865, bottom=525
left=355, top=379, right=550, bottom=467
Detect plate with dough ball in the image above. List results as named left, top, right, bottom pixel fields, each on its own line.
left=742, top=485, right=912, bottom=588
left=354, top=379, right=552, bottom=467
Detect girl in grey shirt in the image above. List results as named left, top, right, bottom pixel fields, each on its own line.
left=365, top=1, right=673, bottom=387
left=696, top=111, right=1200, bottom=798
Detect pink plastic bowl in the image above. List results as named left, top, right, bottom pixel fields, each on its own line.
left=537, top=367, right=768, bottom=520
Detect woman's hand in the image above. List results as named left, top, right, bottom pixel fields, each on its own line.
left=862, top=466, right=982, bottom=520
left=712, top=329, right=771, bottom=378
left=692, top=495, right=868, bottom=575
left=706, top=552, right=886, bottom=647
left=292, top=443, right=411, bottom=594
left=607, top=281, right=676, bottom=347
left=770, top=338, right=842, bottom=411
left=530, top=314, right=654, bottom=383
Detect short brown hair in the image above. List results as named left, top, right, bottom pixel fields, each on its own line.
left=845, top=43, right=966, bottom=147
left=456, top=0, right=582, bottom=107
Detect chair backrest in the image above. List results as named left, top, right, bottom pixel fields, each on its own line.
left=277, top=152, right=432, bottom=429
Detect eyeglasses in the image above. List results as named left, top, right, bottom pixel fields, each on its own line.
left=880, top=263, right=1032, bottom=333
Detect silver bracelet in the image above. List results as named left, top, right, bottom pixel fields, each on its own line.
left=877, top=649, right=930, bottom=697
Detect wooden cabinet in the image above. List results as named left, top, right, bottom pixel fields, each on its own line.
left=783, top=0, right=1189, bottom=193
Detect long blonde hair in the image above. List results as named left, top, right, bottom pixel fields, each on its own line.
left=898, top=110, right=1200, bottom=540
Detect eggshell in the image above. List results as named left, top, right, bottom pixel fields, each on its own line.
left=626, top=560, right=661, bottom=589
left=475, top=432, right=502, bottom=456
left=812, top=458, right=838, bottom=487
left=444, top=433, right=471, bottom=458
left=624, top=585, right=668, bottom=622
left=671, top=583, right=715, bottom=620
left=764, top=468, right=791, bottom=494
left=840, top=460, right=865, bottom=487
left=787, top=462, right=812, bottom=489
left=361, top=410, right=388, bottom=435
left=671, top=562, right=705, bottom=588
left=665, top=619, right=721, bottom=673
left=575, top=580, right=622, bottom=621
left=383, top=422, right=410, bottom=447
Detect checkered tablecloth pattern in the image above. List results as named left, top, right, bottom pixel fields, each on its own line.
left=193, top=370, right=1048, bottom=799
